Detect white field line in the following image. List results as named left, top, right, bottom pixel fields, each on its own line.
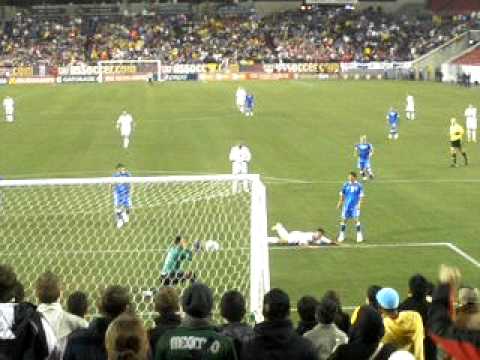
left=4, top=173, right=480, bottom=185
left=446, top=243, right=480, bottom=268
left=270, top=242, right=480, bottom=268
left=269, top=242, right=451, bottom=250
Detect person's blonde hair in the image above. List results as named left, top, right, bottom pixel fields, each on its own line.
left=105, top=313, right=149, bottom=360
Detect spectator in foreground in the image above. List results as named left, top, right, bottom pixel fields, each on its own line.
left=304, top=297, right=348, bottom=360
left=219, top=290, right=254, bottom=356
left=148, top=287, right=181, bottom=357
left=296, top=295, right=319, bottom=335
left=243, top=288, right=317, bottom=360
left=67, top=291, right=90, bottom=319
left=155, top=282, right=237, bottom=359
left=13, top=280, right=25, bottom=302
left=0, top=264, right=58, bottom=359
left=322, top=290, right=350, bottom=334
left=376, top=288, right=424, bottom=360
left=456, top=287, right=480, bottom=330
left=328, top=305, right=397, bottom=360
left=399, top=274, right=436, bottom=360
left=351, top=285, right=382, bottom=325
left=427, top=265, right=480, bottom=359
left=36, top=271, right=88, bottom=355
left=106, top=312, right=149, bottom=360
left=64, top=285, right=131, bottom=360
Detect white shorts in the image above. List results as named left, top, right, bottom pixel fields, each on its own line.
left=5, top=107, right=14, bottom=116
left=406, top=106, right=415, bottom=112
left=232, top=162, right=248, bottom=175
left=236, top=98, right=245, bottom=107
left=120, top=130, right=131, bottom=137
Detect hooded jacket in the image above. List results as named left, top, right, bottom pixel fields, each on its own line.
left=0, top=302, right=58, bottom=360
left=382, top=311, right=424, bottom=360
left=329, top=306, right=396, bottom=360
left=242, top=319, right=317, bottom=360
left=63, top=317, right=111, bottom=360
left=37, top=302, right=88, bottom=355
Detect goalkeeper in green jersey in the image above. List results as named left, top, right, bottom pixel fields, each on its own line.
left=161, top=235, right=196, bottom=286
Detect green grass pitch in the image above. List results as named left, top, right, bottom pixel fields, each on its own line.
left=0, top=80, right=479, bottom=320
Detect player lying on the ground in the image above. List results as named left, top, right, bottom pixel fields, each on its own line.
left=449, top=118, right=468, bottom=167
left=269, top=223, right=336, bottom=246
left=112, top=163, right=132, bottom=229
left=337, top=171, right=364, bottom=243
left=355, top=135, right=374, bottom=180
left=160, top=235, right=195, bottom=286
left=3, top=96, right=14, bottom=122
left=387, top=107, right=400, bottom=140
left=116, top=110, right=134, bottom=149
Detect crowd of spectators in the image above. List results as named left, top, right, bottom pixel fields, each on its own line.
left=0, top=263, right=479, bottom=360
left=0, top=8, right=479, bottom=67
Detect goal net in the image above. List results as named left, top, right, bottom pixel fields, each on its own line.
left=98, top=59, right=162, bottom=83
left=0, top=174, right=269, bottom=322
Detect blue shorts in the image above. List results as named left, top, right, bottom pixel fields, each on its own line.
left=114, top=193, right=131, bottom=209
left=342, top=206, right=360, bottom=220
left=358, top=159, right=371, bottom=170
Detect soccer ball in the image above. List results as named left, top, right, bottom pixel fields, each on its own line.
left=204, top=240, right=221, bottom=252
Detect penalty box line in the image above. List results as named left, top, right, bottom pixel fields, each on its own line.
left=270, top=242, right=480, bottom=268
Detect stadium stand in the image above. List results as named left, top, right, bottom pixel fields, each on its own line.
left=453, top=47, right=480, bottom=65
left=0, top=8, right=478, bottom=66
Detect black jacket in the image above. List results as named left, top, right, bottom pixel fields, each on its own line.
left=0, top=302, right=53, bottom=360
left=149, top=313, right=181, bottom=357
left=330, top=305, right=396, bottom=360
left=295, top=320, right=317, bottom=336
left=399, top=296, right=437, bottom=360
left=219, top=322, right=254, bottom=356
left=63, top=317, right=111, bottom=360
left=428, top=284, right=480, bottom=360
left=242, top=319, right=316, bottom=360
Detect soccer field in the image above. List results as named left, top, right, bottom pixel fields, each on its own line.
left=0, top=80, right=479, bottom=319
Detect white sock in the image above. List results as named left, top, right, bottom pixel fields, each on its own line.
left=357, top=232, right=364, bottom=242
left=123, top=138, right=129, bottom=148
left=337, top=232, right=345, bottom=242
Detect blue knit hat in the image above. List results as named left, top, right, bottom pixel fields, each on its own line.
left=376, top=288, right=400, bottom=310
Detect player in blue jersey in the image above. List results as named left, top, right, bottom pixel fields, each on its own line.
left=336, top=171, right=364, bottom=243
left=355, top=135, right=374, bottom=180
left=113, top=163, right=132, bottom=229
left=387, top=107, right=400, bottom=140
left=245, top=93, right=255, bottom=117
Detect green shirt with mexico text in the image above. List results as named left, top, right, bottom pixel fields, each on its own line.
left=155, top=325, right=238, bottom=360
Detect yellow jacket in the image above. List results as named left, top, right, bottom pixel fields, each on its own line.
left=382, top=311, right=425, bottom=360
left=450, top=123, right=464, bottom=141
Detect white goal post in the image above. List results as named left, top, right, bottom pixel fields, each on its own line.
left=97, top=59, right=162, bottom=83
left=0, top=174, right=270, bottom=321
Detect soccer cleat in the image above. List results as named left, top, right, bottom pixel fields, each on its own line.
left=337, top=232, right=345, bottom=243
left=356, top=232, right=364, bottom=243
left=116, top=219, right=124, bottom=229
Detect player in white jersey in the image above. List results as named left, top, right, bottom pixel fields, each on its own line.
left=465, top=104, right=477, bottom=142
left=235, top=87, right=247, bottom=114
left=229, top=143, right=251, bottom=192
left=116, top=110, right=134, bottom=149
left=269, top=223, right=335, bottom=246
left=406, top=94, right=415, bottom=120
left=3, top=96, right=15, bottom=122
